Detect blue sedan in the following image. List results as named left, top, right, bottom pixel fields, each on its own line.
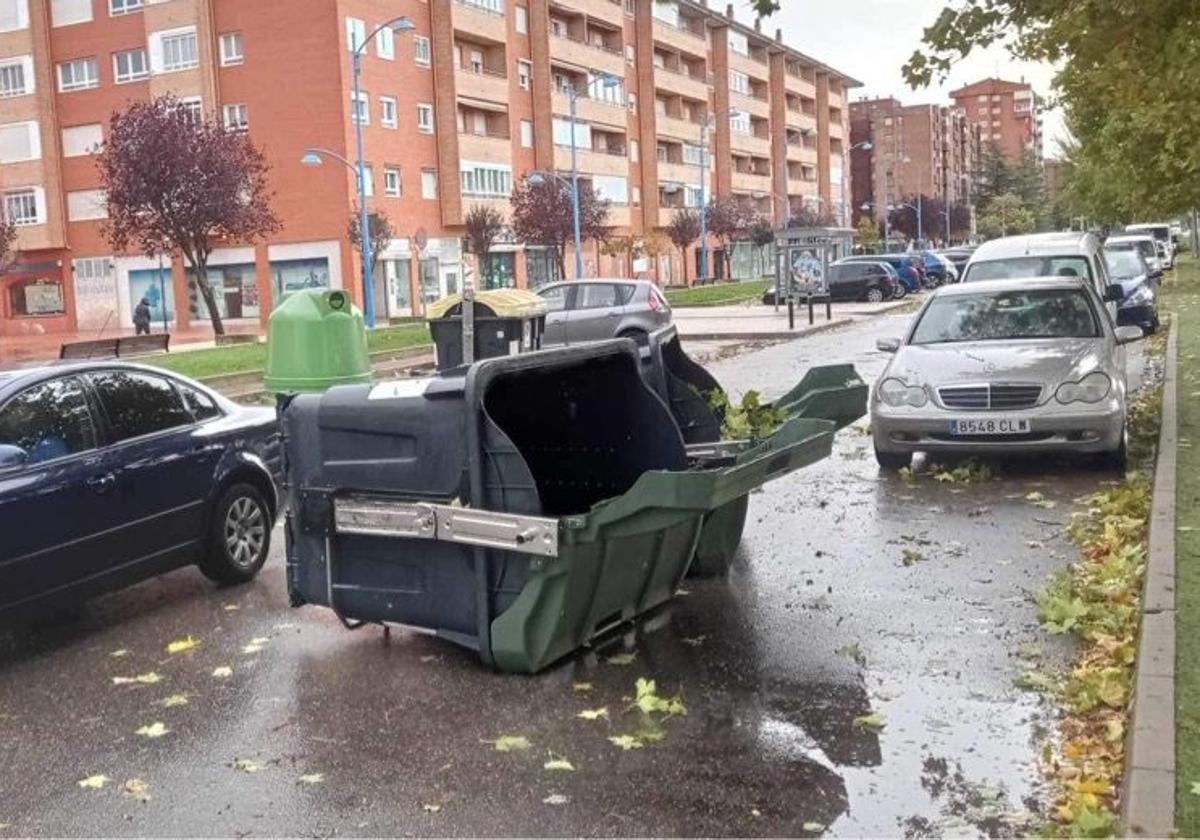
left=0, top=362, right=280, bottom=622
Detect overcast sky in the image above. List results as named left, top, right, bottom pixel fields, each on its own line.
left=741, top=0, right=1068, bottom=156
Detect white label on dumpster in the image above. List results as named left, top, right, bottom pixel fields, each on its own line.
left=368, top=379, right=432, bottom=400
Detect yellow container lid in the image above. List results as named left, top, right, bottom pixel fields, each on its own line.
left=426, top=288, right=548, bottom=320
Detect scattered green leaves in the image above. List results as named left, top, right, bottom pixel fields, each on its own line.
left=122, top=778, right=151, bottom=802
left=543, top=756, right=575, bottom=772
left=712, top=389, right=786, bottom=441
left=607, top=734, right=644, bottom=751
left=158, top=694, right=189, bottom=708
left=231, top=758, right=263, bottom=773
left=297, top=773, right=325, bottom=785
left=606, top=652, right=637, bottom=666
left=575, top=707, right=609, bottom=722
left=487, top=735, right=532, bottom=753
left=901, top=547, right=927, bottom=566
left=633, top=678, right=686, bottom=717
left=852, top=712, right=886, bottom=731
left=77, top=774, right=111, bottom=790
left=165, top=636, right=199, bottom=655
left=111, top=672, right=164, bottom=686
left=135, top=722, right=170, bottom=739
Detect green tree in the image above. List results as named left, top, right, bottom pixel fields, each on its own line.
left=855, top=215, right=881, bottom=251
left=976, top=193, right=1035, bottom=239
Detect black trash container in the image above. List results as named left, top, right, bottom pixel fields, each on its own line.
left=427, top=288, right=546, bottom=370
left=282, top=340, right=841, bottom=673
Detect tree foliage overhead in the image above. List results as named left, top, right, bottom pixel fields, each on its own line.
left=347, top=206, right=394, bottom=270
left=902, top=1, right=1200, bottom=220
left=96, top=95, right=280, bottom=335
left=509, top=177, right=609, bottom=278
left=976, top=192, right=1036, bottom=239
left=463, top=204, right=506, bottom=259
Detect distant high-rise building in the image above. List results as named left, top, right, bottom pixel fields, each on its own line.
left=949, top=77, right=1043, bottom=162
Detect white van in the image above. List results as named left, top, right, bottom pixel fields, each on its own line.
left=1125, top=223, right=1175, bottom=268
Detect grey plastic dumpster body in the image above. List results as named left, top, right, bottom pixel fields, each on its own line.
left=282, top=341, right=839, bottom=673
left=640, top=325, right=868, bottom=575
left=427, top=289, right=547, bottom=371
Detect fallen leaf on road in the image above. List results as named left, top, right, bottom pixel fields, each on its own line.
left=576, top=707, right=609, bottom=721
left=165, top=636, right=199, bottom=655
left=901, top=548, right=926, bottom=566
left=112, top=672, right=163, bottom=686
left=297, top=773, right=324, bottom=785
left=607, top=734, right=644, bottom=750
left=122, top=778, right=151, bottom=801
left=543, top=757, right=575, bottom=772
left=675, top=588, right=690, bottom=596
left=0, top=822, right=10, bottom=830
left=571, top=682, right=593, bottom=692
left=421, top=803, right=442, bottom=813
left=249, top=636, right=270, bottom=645
left=135, top=722, right=170, bottom=738
left=606, top=652, right=636, bottom=666
left=487, top=735, right=531, bottom=752
left=681, top=635, right=707, bottom=646
left=852, top=713, right=886, bottom=730
left=159, top=694, right=189, bottom=708
left=241, top=643, right=266, bottom=654
left=542, top=794, right=569, bottom=805
left=211, top=666, right=233, bottom=678
left=109, top=649, right=129, bottom=658
left=77, top=774, right=111, bottom=790
left=634, top=678, right=686, bottom=716
left=231, top=758, right=263, bottom=773
left=803, top=821, right=826, bottom=832
left=222, top=604, right=240, bottom=612
left=750, top=808, right=762, bottom=818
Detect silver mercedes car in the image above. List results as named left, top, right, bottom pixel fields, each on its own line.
left=871, top=277, right=1144, bottom=471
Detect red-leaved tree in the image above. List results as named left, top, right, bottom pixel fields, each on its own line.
left=96, top=95, right=281, bottom=335
left=665, top=208, right=700, bottom=285
left=510, top=177, right=609, bottom=279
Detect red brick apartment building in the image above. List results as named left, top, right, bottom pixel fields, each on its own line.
left=849, top=96, right=981, bottom=231
left=0, top=0, right=858, bottom=339
left=950, top=77, right=1042, bottom=163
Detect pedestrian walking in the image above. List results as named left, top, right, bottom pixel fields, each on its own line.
left=133, top=297, right=152, bottom=336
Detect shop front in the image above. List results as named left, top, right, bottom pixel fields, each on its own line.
left=0, top=261, right=72, bottom=337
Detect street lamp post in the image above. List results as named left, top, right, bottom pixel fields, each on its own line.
left=336, top=17, right=413, bottom=328
left=697, top=107, right=746, bottom=282
left=562, top=73, right=620, bottom=280
left=891, top=201, right=921, bottom=246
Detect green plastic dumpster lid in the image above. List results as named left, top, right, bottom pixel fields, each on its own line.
left=264, top=289, right=372, bottom=394
left=426, top=288, right=548, bottom=320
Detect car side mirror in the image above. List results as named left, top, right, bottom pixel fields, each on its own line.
left=876, top=337, right=901, bottom=353
left=0, top=444, right=28, bottom=469
left=1115, top=325, right=1144, bottom=345
left=1103, top=284, right=1124, bottom=303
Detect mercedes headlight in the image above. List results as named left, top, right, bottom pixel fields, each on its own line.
left=879, top=377, right=928, bottom=408
left=1055, top=371, right=1112, bottom=404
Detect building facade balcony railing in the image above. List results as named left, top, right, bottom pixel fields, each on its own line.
left=550, top=32, right=626, bottom=76
left=456, top=67, right=509, bottom=103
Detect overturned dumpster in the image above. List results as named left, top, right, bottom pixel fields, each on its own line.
left=639, top=325, right=868, bottom=576
left=282, top=339, right=851, bottom=673
left=427, top=288, right=547, bottom=371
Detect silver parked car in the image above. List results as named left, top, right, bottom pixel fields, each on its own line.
left=536, top=279, right=671, bottom=345
left=871, top=277, right=1144, bottom=471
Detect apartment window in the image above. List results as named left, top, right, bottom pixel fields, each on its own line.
left=0, top=121, right=39, bottom=162
left=380, top=96, right=397, bottom=128
left=550, top=17, right=567, bottom=36
left=346, top=17, right=366, bottom=51
left=5, top=187, right=42, bottom=225
left=384, top=166, right=401, bottom=196
left=730, top=110, right=751, bottom=134
left=113, top=48, right=148, bottom=83
left=361, top=165, right=374, bottom=197
left=222, top=103, right=248, bottom=132
left=727, top=30, right=749, bottom=56
left=414, top=35, right=431, bottom=66
left=729, top=69, right=750, bottom=95
left=0, top=0, right=29, bottom=32
left=458, top=0, right=503, bottom=12
left=220, top=32, right=244, bottom=66
left=51, top=0, right=91, bottom=27
left=520, top=119, right=533, bottom=148
left=416, top=103, right=434, bottom=133
left=459, top=161, right=512, bottom=197
left=57, top=58, right=99, bottom=92
left=0, top=56, right=31, bottom=97
left=352, top=91, right=369, bottom=124
left=624, top=0, right=635, bottom=14
left=150, top=27, right=199, bottom=73
left=552, top=117, right=590, bottom=149
left=421, top=168, right=437, bottom=199
left=110, top=0, right=143, bottom=14
left=515, top=6, right=527, bottom=33
left=376, top=24, right=395, bottom=59
left=652, top=0, right=677, bottom=26
left=62, top=123, right=102, bottom=157
left=592, top=174, right=627, bottom=205
left=67, top=189, right=107, bottom=221
left=518, top=60, right=531, bottom=90
left=179, top=97, right=202, bottom=123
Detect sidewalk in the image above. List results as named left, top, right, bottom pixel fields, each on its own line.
left=670, top=299, right=911, bottom=340
left=0, top=323, right=260, bottom=368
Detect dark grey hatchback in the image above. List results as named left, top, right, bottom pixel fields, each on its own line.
left=0, top=362, right=280, bottom=623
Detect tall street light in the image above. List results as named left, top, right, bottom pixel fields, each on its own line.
left=313, top=16, right=414, bottom=328
left=891, top=200, right=922, bottom=245
left=560, top=72, right=620, bottom=280
left=524, top=169, right=579, bottom=278
left=842, top=140, right=872, bottom=228
left=698, top=107, right=745, bottom=281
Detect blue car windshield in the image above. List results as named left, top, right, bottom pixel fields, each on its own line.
left=910, top=288, right=1101, bottom=344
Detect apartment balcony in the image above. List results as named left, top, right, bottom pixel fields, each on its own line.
left=553, top=145, right=629, bottom=178
left=785, top=143, right=818, bottom=164
left=731, top=170, right=771, bottom=194
left=655, top=112, right=704, bottom=142
left=828, top=88, right=845, bottom=110
left=787, top=178, right=817, bottom=195
left=456, top=68, right=509, bottom=105
left=730, top=131, right=770, bottom=157
left=552, top=91, right=626, bottom=129
left=728, top=50, right=768, bottom=80
left=459, top=196, right=511, bottom=221
left=658, top=205, right=696, bottom=227
left=458, top=132, right=513, bottom=165
left=606, top=205, right=631, bottom=227
left=453, top=0, right=507, bottom=42
left=653, top=66, right=710, bottom=103
left=657, top=159, right=703, bottom=186
left=550, top=32, right=625, bottom=77
left=652, top=18, right=707, bottom=55
left=730, top=90, right=769, bottom=120
left=829, top=120, right=844, bottom=140
left=551, top=0, right=625, bottom=27
left=785, top=111, right=816, bottom=134
left=783, top=73, right=816, bottom=98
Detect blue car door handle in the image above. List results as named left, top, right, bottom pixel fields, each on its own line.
left=86, top=472, right=116, bottom=493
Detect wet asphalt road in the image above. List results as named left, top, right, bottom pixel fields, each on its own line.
left=0, top=312, right=1143, bottom=837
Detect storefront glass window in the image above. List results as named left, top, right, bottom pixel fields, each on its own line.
left=271, top=258, right=330, bottom=301
left=8, top=277, right=65, bottom=316
left=388, top=259, right=412, bottom=315
left=186, top=263, right=259, bottom=320
left=420, top=258, right=440, bottom=303
left=480, top=253, right=516, bottom=289
left=128, top=268, right=176, bottom=324
left=525, top=248, right=560, bottom=288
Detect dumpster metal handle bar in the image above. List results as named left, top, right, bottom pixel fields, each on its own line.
left=334, top=498, right=559, bottom=558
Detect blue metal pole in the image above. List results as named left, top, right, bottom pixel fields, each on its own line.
left=698, top=117, right=708, bottom=282
left=569, top=89, right=583, bottom=280
left=352, top=48, right=375, bottom=328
